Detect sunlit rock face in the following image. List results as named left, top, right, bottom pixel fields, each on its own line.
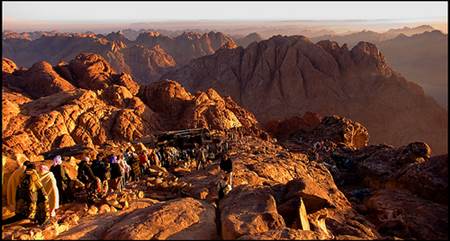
left=163, top=35, right=447, bottom=155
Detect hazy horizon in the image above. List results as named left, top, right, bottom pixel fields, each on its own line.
left=3, top=1, right=448, bottom=34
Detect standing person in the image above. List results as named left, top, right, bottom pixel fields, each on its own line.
left=118, top=154, right=130, bottom=187
left=219, top=153, right=233, bottom=189
left=77, top=157, right=100, bottom=204
left=77, top=157, right=96, bottom=187
left=129, top=153, right=141, bottom=181
left=91, top=154, right=102, bottom=178
left=148, top=148, right=161, bottom=168
left=196, top=145, right=207, bottom=170
left=109, top=155, right=122, bottom=192
left=138, top=151, right=150, bottom=176
left=50, top=155, right=70, bottom=204
left=38, top=165, right=59, bottom=218
left=91, top=154, right=109, bottom=196
left=4, top=163, right=50, bottom=225
left=101, top=155, right=111, bottom=196
left=123, top=147, right=134, bottom=166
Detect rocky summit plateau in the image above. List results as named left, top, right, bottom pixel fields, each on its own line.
left=1, top=22, right=448, bottom=241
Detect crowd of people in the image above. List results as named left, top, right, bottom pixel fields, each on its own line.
left=3, top=138, right=234, bottom=227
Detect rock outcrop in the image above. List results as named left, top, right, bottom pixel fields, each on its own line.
left=177, top=133, right=380, bottom=239
left=282, top=115, right=448, bottom=240
left=103, top=197, right=217, bottom=240
left=7, top=61, right=77, bottom=98
left=235, top=32, right=264, bottom=48
left=136, top=31, right=236, bottom=65
left=2, top=55, right=258, bottom=159
left=220, top=186, right=286, bottom=240
left=162, top=35, right=448, bottom=154
left=139, top=80, right=258, bottom=131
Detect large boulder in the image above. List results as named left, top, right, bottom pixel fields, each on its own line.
left=139, top=80, right=258, bottom=131
left=4, top=61, right=76, bottom=99
left=292, top=115, right=369, bottom=149
left=397, top=154, right=448, bottom=205
left=103, top=197, right=217, bottom=240
left=68, top=53, right=115, bottom=90
left=219, top=186, right=286, bottom=240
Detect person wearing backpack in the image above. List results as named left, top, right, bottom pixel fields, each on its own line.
left=4, top=163, right=50, bottom=226
left=6, top=160, right=31, bottom=211
left=77, top=157, right=100, bottom=203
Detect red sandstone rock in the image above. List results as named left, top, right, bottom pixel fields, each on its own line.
left=163, top=35, right=447, bottom=154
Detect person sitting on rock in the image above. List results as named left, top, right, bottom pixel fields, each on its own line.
left=219, top=153, right=233, bottom=189
left=50, top=155, right=70, bottom=204
left=4, top=163, right=50, bottom=226
left=217, top=178, right=232, bottom=200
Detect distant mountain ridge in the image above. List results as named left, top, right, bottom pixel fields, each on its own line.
left=2, top=30, right=236, bottom=84
left=162, top=35, right=448, bottom=154
left=312, top=28, right=448, bottom=109
left=311, top=25, right=437, bottom=47
left=377, top=30, right=448, bottom=109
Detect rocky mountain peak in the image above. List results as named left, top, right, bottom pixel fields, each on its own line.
left=163, top=35, right=447, bottom=154
left=350, top=41, right=391, bottom=76
left=68, top=52, right=116, bottom=90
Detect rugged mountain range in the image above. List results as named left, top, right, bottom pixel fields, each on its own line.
left=311, top=25, right=437, bottom=47
left=2, top=30, right=60, bottom=40
left=312, top=29, right=448, bottom=108
left=235, top=32, right=264, bottom=48
left=377, top=30, right=448, bottom=109
left=162, top=35, right=448, bottom=155
left=2, top=31, right=235, bottom=84
left=2, top=54, right=257, bottom=159
left=134, top=31, right=236, bottom=65
left=1, top=43, right=447, bottom=240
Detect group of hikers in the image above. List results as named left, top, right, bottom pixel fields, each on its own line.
left=3, top=138, right=234, bottom=227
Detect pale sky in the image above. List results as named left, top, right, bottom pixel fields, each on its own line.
left=2, top=1, right=448, bottom=33
left=3, top=1, right=448, bottom=22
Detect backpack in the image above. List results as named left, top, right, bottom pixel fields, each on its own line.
left=15, top=173, right=36, bottom=219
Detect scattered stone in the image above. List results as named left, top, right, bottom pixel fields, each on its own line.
left=87, top=206, right=98, bottom=216
left=99, top=204, right=111, bottom=214
left=138, top=191, right=145, bottom=199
